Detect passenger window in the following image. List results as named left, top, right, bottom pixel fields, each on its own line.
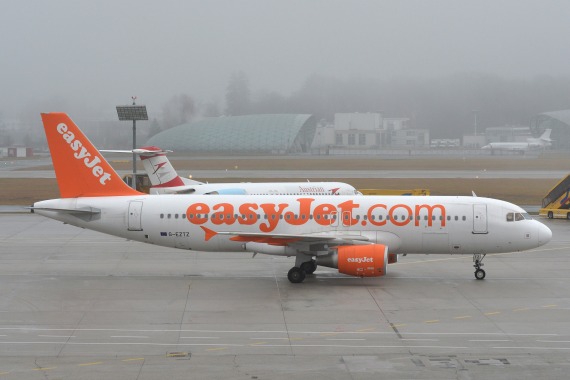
left=182, top=214, right=186, bottom=219
left=167, top=214, right=171, bottom=219
left=455, top=216, right=458, bottom=221
left=462, top=216, right=466, bottom=221
left=175, top=214, right=179, bottom=219
left=160, top=214, right=164, bottom=219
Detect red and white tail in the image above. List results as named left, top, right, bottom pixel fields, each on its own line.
left=41, top=113, right=142, bottom=198
left=137, top=146, right=186, bottom=188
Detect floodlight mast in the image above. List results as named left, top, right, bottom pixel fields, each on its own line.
left=116, top=98, right=148, bottom=190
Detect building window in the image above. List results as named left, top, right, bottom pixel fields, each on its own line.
left=348, top=134, right=356, bottom=145
left=335, top=133, right=343, bottom=145
left=359, top=134, right=366, bottom=145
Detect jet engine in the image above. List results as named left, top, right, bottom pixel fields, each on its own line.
left=316, top=244, right=388, bottom=277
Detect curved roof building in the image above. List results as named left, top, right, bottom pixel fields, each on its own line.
left=147, top=114, right=316, bottom=153
left=533, top=110, right=570, bottom=150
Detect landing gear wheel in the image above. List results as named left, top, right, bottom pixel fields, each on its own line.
left=473, top=253, right=487, bottom=280
left=474, top=268, right=486, bottom=280
left=287, top=267, right=306, bottom=283
left=300, top=260, right=317, bottom=275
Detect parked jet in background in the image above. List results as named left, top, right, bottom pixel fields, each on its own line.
left=482, top=129, right=552, bottom=152
left=33, top=113, right=552, bottom=283
left=102, top=147, right=360, bottom=196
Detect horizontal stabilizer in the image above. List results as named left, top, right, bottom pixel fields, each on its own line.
left=29, top=206, right=101, bottom=215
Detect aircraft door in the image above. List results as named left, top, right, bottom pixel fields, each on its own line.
left=473, top=204, right=488, bottom=234
left=329, top=211, right=339, bottom=227
left=341, top=211, right=352, bottom=227
left=128, top=201, right=143, bottom=231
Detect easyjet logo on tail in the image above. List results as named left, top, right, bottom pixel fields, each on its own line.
left=56, top=123, right=111, bottom=185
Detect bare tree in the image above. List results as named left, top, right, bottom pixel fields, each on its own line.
left=225, top=71, right=250, bottom=116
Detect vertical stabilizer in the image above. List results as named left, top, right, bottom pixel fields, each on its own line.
left=41, top=112, right=142, bottom=198
left=138, top=146, right=185, bottom=187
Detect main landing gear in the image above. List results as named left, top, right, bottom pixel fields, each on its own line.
left=473, top=253, right=486, bottom=280
left=287, top=259, right=317, bottom=283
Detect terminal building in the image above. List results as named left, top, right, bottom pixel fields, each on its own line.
left=313, top=113, right=429, bottom=152
left=147, top=114, right=316, bottom=154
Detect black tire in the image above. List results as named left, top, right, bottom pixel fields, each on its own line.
left=300, top=261, right=317, bottom=275
left=475, top=268, right=486, bottom=280
left=287, top=267, right=306, bottom=283
left=548, top=211, right=553, bottom=219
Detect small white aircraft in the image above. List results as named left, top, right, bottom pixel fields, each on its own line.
left=482, top=129, right=552, bottom=152
left=33, top=113, right=552, bottom=283
left=101, top=146, right=360, bottom=196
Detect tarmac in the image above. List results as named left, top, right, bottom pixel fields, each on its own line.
left=0, top=213, right=568, bottom=379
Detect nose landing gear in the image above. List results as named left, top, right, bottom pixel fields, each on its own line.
left=473, top=253, right=486, bottom=280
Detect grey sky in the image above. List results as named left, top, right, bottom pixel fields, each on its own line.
left=1, top=0, right=569, bottom=119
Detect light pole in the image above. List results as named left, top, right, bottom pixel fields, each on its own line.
left=116, top=98, right=148, bottom=190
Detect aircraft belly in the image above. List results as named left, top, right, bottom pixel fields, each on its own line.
left=421, top=232, right=450, bottom=253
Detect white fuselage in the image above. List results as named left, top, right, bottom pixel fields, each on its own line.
left=151, top=181, right=361, bottom=196
left=34, top=195, right=551, bottom=256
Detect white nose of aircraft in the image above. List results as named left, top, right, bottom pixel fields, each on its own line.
left=538, top=222, right=552, bottom=247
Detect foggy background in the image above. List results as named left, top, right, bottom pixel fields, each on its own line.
left=2, top=0, right=570, bottom=146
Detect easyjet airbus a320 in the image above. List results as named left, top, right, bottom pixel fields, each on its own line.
left=33, top=113, right=552, bottom=283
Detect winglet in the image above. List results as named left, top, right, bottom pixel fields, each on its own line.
left=200, top=226, right=218, bottom=241
left=41, top=113, right=142, bottom=198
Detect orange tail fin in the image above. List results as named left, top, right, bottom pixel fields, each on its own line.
left=41, top=113, right=142, bottom=198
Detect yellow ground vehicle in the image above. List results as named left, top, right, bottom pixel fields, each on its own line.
left=358, top=189, right=430, bottom=196
left=539, top=174, right=570, bottom=219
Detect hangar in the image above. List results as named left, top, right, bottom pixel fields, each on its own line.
left=532, top=110, right=570, bottom=150
left=147, top=114, right=316, bottom=153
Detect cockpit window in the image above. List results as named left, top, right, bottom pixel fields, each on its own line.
left=506, top=212, right=532, bottom=222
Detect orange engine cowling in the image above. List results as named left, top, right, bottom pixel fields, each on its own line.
left=337, top=244, right=388, bottom=277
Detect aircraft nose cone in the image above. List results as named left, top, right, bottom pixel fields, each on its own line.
left=538, top=222, right=552, bottom=246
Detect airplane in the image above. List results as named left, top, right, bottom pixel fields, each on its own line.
left=481, top=129, right=552, bottom=152
left=33, top=113, right=552, bottom=283
left=101, top=147, right=361, bottom=196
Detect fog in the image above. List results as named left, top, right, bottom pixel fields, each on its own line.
left=2, top=0, right=570, bottom=138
